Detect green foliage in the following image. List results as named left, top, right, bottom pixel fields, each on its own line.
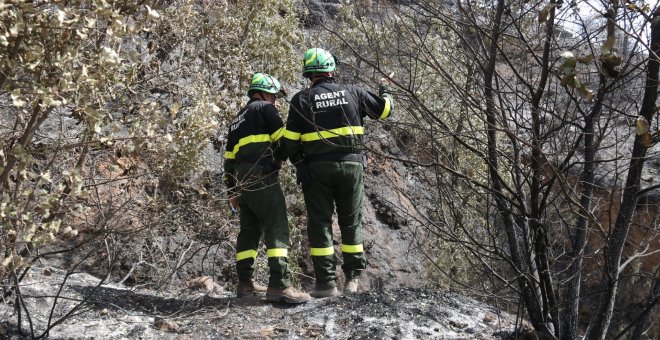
left=0, top=0, right=303, bottom=293
left=1, top=0, right=154, bottom=276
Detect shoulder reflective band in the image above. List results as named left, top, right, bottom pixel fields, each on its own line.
left=282, top=128, right=301, bottom=141
left=270, top=127, right=285, bottom=141
left=236, top=249, right=257, bottom=261
left=267, top=248, right=288, bottom=258
left=379, top=97, right=392, bottom=120
left=301, top=126, right=364, bottom=142
left=310, top=246, right=335, bottom=256
left=225, top=134, right=272, bottom=160
left=341, top=244, right=363, bottom=253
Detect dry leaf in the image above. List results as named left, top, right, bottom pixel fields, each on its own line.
left=635, top=116, right=650, bottom=136
left=260, top=326, right=275, bottom=338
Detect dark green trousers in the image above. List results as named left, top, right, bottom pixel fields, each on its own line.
left=235, top=165, right=291, bottom=289
left=302, top=161, right=367, bottom=290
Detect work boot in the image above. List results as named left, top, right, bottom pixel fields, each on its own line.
left=344, top=278, right=358, bottom=293
left=266, top=287, right=311, bottom=304
left=310, top=286, right=341, bottom=298
left=236, top=280, right=267, bottom=298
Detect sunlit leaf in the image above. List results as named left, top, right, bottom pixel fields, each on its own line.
left=9, top=24, right=19, bottom=36
left=601, top=36, right=616, bottom=55
left=561, top=51, right=574, bottom=59
left=146, top=5, right=160, bottom=19
left=40, top=172, right=52, bottom=183
left=559, top=55, right=577, bottom=76
left=635, top=116, right=649, bottom=136
left=11, top=89, right=26, bottom=107
left=211, top=103, right=221, bottom=113
left=578, top=84, right=594, bottom=102
left=170, top=102, right=182, bottom=115
left=75, top=29, right=88, bottom=39
left=54, top=9, right=66, bottom=24
left=1, top=256, right=12, bottom=268
left=635, top=111, right=652, bottom=146
left=42, top=96, right=62, bottom=107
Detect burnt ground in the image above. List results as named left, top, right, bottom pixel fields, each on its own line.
left=0, top=266, right=527, bottom=339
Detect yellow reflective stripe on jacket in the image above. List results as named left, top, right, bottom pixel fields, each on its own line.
left=228, top=134, right=272, bottom=159
left=341, top=244, right=363, bottom=253
left=270, top=127, right=285, bottom=141
left=310, top=246, right=334, bottom=256
left=300, top=126, right=364, bottom=142
left=267, top=248, right=288, bottom=258
left=282, top=128, right=301, bottom=141
left=379, top=97, right=392, bottom=120
left=236, top=249, right=257, bottom=261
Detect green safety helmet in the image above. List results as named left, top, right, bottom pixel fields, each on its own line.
left=302, top=47, right=337, bottom=77
left=247, top=72, right=283, bottom=96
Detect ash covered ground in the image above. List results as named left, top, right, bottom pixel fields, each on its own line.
left=1, top=266, right=526, bottom=339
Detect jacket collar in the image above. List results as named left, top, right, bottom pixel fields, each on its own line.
left=311, top=77, right=336, bottom=87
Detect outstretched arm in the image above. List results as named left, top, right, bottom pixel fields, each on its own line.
left=357, top=84, right=394, bottom=121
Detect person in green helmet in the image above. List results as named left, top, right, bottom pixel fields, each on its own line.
left=223, top=72, right=310, bottom=304
left=280, top=48, right=394, bottom=298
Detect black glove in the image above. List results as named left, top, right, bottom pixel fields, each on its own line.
left=378, top=83, right=395, bottom=116
left=378, top=83, right=392, bottom=97
left=295, top=164, right=311, bottom=185
left=211, top=135, right=223, bottom=153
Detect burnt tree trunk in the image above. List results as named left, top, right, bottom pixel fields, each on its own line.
left=630, top=271, right=659, bottom=339
left=480, top=0, right=554, bottom=336
left=529, top=1, right=560, bottom=336
left=561, top=5, right=618, bottom=340
left=585, top=7, right=660, bottom=340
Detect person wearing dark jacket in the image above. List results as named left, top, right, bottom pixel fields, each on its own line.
left=280, top=48, right=394, bottom=298
left=224, top=72, right=310, bottom=304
